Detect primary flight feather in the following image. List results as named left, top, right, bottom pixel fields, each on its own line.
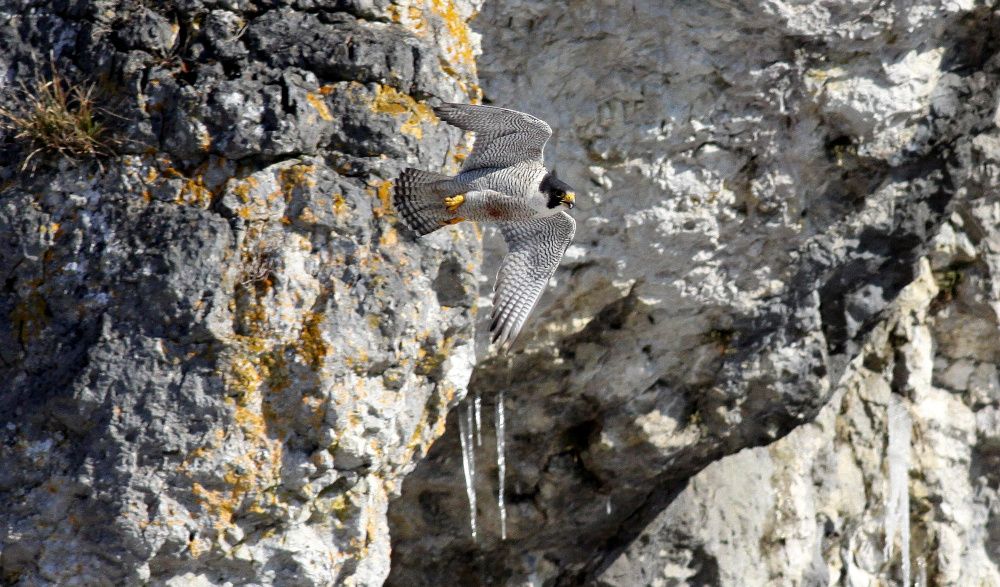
left=393, top=103, right=577, bottom=351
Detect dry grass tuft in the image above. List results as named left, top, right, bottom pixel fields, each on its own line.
left=0, top=68, right=120, bottom=171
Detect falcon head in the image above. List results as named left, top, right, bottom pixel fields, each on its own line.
left=541, top=171, right=576, bottom=209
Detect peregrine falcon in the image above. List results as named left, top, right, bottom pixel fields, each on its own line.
left=393, top=103, right=577, bottom=350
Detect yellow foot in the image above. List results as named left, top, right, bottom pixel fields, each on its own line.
left=444, top=194, right=465, bottom=213
left=441, top=217, right=465, bottom=226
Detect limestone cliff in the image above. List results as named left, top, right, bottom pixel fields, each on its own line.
left=3, top=0, right=1000, bottom=586
left=390, top=1, right=1000, bottom=585
left=0, top=1, right=482, bottom=585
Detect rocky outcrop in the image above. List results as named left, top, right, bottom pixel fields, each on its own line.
left=0, top=1, right=482, bottom=585
left=3, top=1, right=1000, bottom=585
left=389, top=1, right=1000, bottom=584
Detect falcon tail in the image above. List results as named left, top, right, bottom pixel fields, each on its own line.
left=393, top=168, right=465, bottom=236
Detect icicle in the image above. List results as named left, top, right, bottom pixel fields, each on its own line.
left=605, top=495, right=612, bottom=516
left=474, top=393, right=483, bottom=447
left=458, top=401, right=477, bottom=541
left=885, top=394, right=911, bottom=586
left=466, top=402, right=476, bottom=473
left=496, top=389, right=507, bottom=540
left=915, top=557, right=927, bottom=587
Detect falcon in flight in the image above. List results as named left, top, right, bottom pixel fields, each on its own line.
left=393, top=103, right=577, bottom=351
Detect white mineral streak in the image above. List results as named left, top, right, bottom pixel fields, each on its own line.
left=496, top=389, right=507, bottom=540
left=459, top=401, right=478, bottom=541
left=885, top=393, right=912, bottom=586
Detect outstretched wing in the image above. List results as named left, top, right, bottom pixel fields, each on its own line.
left=434, top=103, right=552, bottom=171
left=490, top=212, right=576, bottom=351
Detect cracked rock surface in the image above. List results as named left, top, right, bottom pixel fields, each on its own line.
left=3, top=0, right=1000, bottom=585
left=0, top=1, right=482, bottom=585
left=389, top=1, right=1000, bottom=584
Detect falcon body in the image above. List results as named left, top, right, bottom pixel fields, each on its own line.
left=393, top=103, right=577, bottom=350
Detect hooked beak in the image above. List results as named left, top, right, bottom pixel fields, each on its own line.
left=561, top=192, right=575, bottom=209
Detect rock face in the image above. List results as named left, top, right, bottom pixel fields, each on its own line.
left=0, top=1, right=482, bottom=585
left=389, top=0, right=1000, bottom=584
left=3, top=0, right=1000, bottom=585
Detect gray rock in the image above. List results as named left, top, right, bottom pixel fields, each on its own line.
left=0, top=1, right=482, bottom=585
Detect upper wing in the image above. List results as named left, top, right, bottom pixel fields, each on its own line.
left=434, top=103, right=552, bottom=171
left=490, top=212, right=576, bottom=351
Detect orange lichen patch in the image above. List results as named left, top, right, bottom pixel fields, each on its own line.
left=297, top=311, right=329, bottom=371
left=197, top=347, right=286, bottom=539
left=430, top=0, right=476, bottom=68
left=370, top=85, right=436, bottom=139
left=369, top=180, right=394, bottom=217
left=387, top=4, right=429, bottom=34
left=318, top=84, right=336, bottom=96
left=379, top=227, right=399, bottom=247
left=231, top=176, right=259, bottom=203
left=188, top=536, right=211, bottom=558
left=332, top=193, right=347, bottom=216
left=305, top=91, right=334, bottom=122
left=278, top=163, right=317, bottom=198
left=259, top=350, right=290, bottom=393
left=191, top=482, right=235, bottom=532
left=418, top=335, right=453, bottom=376
left=158, top=164, right=219, bottom=209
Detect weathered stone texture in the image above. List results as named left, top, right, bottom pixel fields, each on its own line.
left=390, top=1, right=1000, bottom=584
left=0, top=1, right=482, bottom=585
left=3, top=0, right=1000, bottom=585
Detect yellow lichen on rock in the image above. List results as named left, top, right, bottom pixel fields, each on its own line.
left=429, top=0, right=476, bottom=68
left=370, top=85, right=436, bottom=139
left=379, top=227, right=399, bottom=247
left=279, top=163, right=317, bottom=197
left=305, top=91, right=334, bottom=122
left=388, top=3, right=429, bottom=35
left=333, top=193, right=347, bottom=216
left=369, top=180, right=394, bottom=218
left=232, top=176, right=259, bottom=203
left=297, top=311, right=329, bottom=371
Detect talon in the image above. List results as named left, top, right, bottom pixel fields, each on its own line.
left=444, top=194, right=465, bottom=213
left=441, top=217, right=465, bottom=225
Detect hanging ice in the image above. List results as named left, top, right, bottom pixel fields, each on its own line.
left=605, top=496, right=612, bottom=516
left=474, top=393, right=483, bottom=447
left=885, top=393, right=911, bottom=586
left=458, top=400, right=478, bottom=541
left=496, top=389, right=507, bottom=540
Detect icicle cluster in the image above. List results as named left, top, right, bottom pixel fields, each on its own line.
left=458, top=401, right=478, bottom=541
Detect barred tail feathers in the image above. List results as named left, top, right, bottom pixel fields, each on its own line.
left=393, top=168, right=463, bottom=236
